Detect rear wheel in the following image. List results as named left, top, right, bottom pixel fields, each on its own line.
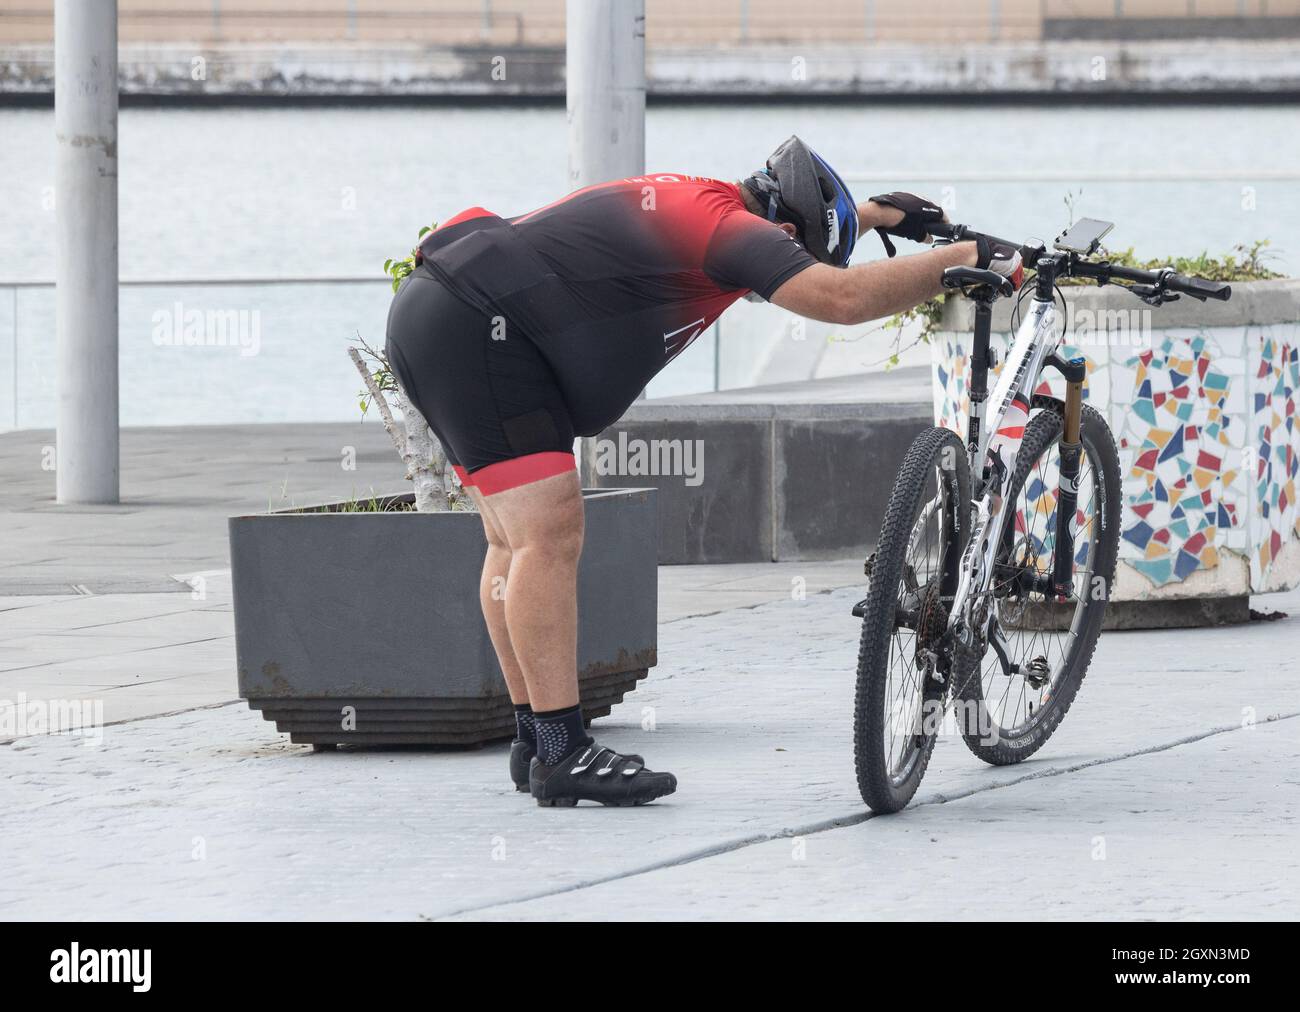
left=854, top=426, right=970, bottom=813
left=956, top=401, right=1121, bottom=765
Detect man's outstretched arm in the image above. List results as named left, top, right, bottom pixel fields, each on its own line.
left=769, top=241, right=978, bottom=326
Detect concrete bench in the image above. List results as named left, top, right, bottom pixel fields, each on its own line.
left=583, top=371, right=932, bottom=564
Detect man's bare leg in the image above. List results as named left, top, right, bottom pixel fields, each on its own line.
left=468, top=488, right=530, bottom=705
left=470, top=466, right=676, bottom=805
left=469, top=470, right=583, bottom=712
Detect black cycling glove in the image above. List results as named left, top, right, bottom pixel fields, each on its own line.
left=975, top=233, right=1025, bottom=289
left=869, top=191, right=946, bottom=257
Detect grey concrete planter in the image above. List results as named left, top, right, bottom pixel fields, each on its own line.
left=230, top=488, right=657, bottom=747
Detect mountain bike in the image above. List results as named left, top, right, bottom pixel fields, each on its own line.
left=852, top=217, right=1232, bottom=814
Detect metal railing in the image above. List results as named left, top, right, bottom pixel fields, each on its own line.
left=0, top=273, right=726, bottom=433
left=0, top=275, right=389, bottom=432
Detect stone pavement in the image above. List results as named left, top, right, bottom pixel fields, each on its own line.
left=2, top=423, right=1298, bottom=920
left=3, top=581, right=1297, bottom=920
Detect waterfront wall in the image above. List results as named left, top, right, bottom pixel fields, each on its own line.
left=3, top=38, right=1300, bottom=101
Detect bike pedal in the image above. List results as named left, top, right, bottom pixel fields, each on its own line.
left=851, top=598, right=868, bottom=618
left=1023, top=654, right=1051, bottom=688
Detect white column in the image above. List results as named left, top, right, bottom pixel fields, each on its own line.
left=567, top=0, right=648, bottom=442
left=565, top=0, right=646, bottom=190
left=55, top=0, right=119, bottom=504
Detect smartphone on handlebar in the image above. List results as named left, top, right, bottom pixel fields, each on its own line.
left=1053, top=218, right=1113, bottom=255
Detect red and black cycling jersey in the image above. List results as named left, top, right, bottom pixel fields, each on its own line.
left=416, top=174, right=817, bottom=432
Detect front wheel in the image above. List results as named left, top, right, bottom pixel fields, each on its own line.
left=854, top=426, right=970, bottom=814
left=956, top=401, right=1122, bottom=765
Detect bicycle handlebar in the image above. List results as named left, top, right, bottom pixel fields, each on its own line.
left=927, top=221, right=1026, bottom=256
left=1073, top=259, right=1233, bottom=302
left=926, top=221, right=1232, bottom=303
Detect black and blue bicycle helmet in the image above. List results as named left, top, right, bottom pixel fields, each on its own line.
left=743, top=136, right=858, bottom=268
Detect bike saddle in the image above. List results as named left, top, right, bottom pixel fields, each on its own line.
left=941, top=265, right=1015, bottom=298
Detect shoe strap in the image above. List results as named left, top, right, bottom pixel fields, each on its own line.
left=569, top=745, right=642, bottom=778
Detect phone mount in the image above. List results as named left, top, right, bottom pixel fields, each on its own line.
left=1053, top=218, right=1114, bottom=256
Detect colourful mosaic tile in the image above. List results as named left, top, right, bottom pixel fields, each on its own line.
left=1248, top=330, right=1300, bottom=587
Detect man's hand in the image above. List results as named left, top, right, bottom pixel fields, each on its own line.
left=976, top=234, right=1025, bottom=290
left=858, top=199, right=906, bottom=232
left=862, top=192, right=948, bottom=255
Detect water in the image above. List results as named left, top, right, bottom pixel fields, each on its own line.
left=1, top=102, right=1296, bottom=430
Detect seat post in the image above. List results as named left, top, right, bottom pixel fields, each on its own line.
left=966, top=294, right=996, bottom=456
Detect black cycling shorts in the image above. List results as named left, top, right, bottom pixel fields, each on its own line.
left=384, top=269, right=579, bottom=495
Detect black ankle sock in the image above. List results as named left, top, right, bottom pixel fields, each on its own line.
left=513, top=704, right=536, bottom=748
left=533, top=704, right=592, bottom=765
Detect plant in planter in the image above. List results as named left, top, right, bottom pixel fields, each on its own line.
left=342, top=223, right=469, bottom=514
left=230, top=228, right=659, bottom=748
left=346, top=331, right=470, bottom=513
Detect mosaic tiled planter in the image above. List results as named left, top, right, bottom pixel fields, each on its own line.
left=931, top=279, right=1300, bottom=621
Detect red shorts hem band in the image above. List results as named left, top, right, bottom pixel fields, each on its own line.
left=451, top=464, right=475, bottom=487
left=465, top=451, right=576, bottom=496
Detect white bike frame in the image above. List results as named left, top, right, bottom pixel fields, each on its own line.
left=947, top=293, right=1063, bottom=643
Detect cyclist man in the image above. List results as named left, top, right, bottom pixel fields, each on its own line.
left=385, top=136, right=1023, bottom=807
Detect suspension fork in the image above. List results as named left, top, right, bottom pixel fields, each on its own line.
left=1046, top=353, right=1088, bottom=596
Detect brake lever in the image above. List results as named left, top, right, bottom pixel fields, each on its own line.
left=1129, top=284, right=1180, bottom=307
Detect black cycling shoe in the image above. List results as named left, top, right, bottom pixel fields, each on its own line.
left=529, top=741, right=677, bottom=807
left=510, top=739, right=644, bottom=793
left=509, top=739, right=535, bottom=792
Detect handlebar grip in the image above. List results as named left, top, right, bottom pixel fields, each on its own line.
left=1168, top=274, right=1232, bottom=302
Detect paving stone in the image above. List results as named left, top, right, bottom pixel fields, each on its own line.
left=2, top=584, right=1296, bottom=919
